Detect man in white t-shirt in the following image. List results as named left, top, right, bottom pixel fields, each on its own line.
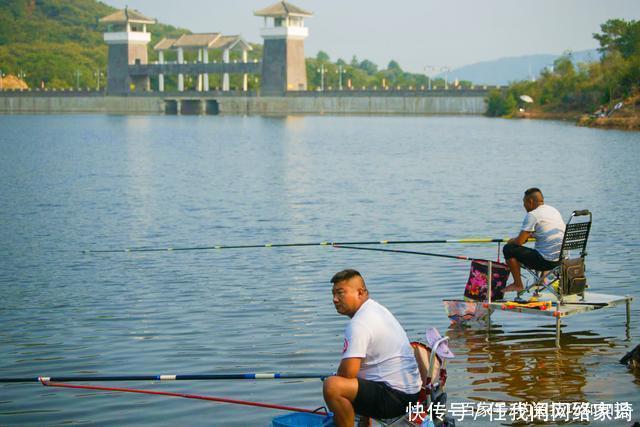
left=503, top=188, right=566, bottom=293
left=323, top=269, right=421, bottom=427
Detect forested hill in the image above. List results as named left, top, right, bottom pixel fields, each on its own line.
left=0, top=0, right=189, bottom=88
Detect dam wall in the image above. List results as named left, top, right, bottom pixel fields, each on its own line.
left=221, top=94, right=486, bottom=115
left=0, top=89, right=489, bottom=115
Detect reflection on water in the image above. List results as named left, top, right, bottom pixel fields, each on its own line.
left=447, top=326, right=612, bottom=402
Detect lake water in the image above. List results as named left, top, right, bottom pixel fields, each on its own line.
left=0, top=114, right=639, bottom=426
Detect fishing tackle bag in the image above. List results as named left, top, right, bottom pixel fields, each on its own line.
left=463, top=260, right=510, bottom=301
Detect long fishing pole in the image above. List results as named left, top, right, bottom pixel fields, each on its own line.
left=0, top=372, right=331, bottom=383
left=84, top=237, right=517, bottom=254
left=40, top=380, right=330, bottom=415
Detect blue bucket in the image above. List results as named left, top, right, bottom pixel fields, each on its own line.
left=271, top=412, right=335, bottom=427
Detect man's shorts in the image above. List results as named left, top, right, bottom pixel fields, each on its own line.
left=353, top=377, right=420, bottom=420
left=503, top=243, right=559, bottom=271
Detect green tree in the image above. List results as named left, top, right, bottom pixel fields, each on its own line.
left=593, top=19, right=640, bottom=59
left=387, top=60, right=402, bottom=71
left=486, top=90, right=516, bottom=117
left=359, top=59, right=378, bottom=75
left=316, top=50, right=330, bottom=62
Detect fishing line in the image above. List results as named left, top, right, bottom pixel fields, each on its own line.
left=332, top=244, right=494, bottom=263
left=40, top=380, right=329, bottom=415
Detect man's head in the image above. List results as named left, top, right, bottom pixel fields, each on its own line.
left=523, top=187, right=544, bottom=212
left=331, top=269, right=369, bottom=318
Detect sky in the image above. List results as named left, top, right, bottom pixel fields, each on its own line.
left=102, top=0, right=640, bottom=73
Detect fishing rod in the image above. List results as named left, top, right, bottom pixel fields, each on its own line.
left=0, top=372, right=331, bottom=383
left=84, top=237, right=518, bottom=254
left=40, top=380, right=330, bottom=415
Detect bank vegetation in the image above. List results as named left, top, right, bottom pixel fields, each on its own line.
left=486, top=19, right=640, bottom=130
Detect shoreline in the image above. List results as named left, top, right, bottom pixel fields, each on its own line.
left=577, top=114, right=640, bottom=131
left=515, top=110, right=640, bottom=131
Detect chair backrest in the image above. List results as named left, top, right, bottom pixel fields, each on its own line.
left=559, top=210, right=592, bottom=261
left=411, top=342, right=442, bottom=389
left=559, top=210, right=592, bottom=298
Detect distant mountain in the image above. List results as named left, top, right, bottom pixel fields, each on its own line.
left=441, top=49, right=600, bottom=86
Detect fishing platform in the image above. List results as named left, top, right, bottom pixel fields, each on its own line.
left=443, top=209, right=633, bottom=349
left=445, top=285, right=633, bottom=348
left=483, top=290, right=631, bottom=347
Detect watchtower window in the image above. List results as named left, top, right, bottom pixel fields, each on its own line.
left=274, top=17, right=283, bottom=27
left=108, top=23, right=126, bottom=32
left=130, top=23, right=143, bottom=32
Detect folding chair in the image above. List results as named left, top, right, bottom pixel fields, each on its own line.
left=374, top=329, right=455, bottom=427
left=519, top=210, right=592, bottom=303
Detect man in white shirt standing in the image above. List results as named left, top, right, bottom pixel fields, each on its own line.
left=323, top=269, right=421, bottom=427
left=503, top=188, right=566, bottom=293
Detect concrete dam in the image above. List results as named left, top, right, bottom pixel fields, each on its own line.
left=0, top=89, right=489, bottom=115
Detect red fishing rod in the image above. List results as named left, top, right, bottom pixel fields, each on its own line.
left=40, top=379, right=329, bottom=416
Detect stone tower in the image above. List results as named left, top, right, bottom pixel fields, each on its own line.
left=100, top=8, right=156, bottom=94
left=254, top=1, right=312, bottom=95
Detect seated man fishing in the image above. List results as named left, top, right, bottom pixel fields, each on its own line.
left=323, top=269, right=421, bottom=427
left=503, top=187, right=566, bottom=293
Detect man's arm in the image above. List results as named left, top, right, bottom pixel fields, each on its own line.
left=508, top=230, right=532, bottom=246
left=337, top=357, right=362, bottom=378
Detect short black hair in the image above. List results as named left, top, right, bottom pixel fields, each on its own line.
left=330, top=269, right=362, bottom=284
left=524, top=187, right=543, bottom=199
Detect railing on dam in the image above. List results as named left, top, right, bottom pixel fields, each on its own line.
left=0, top=89, right=106, bottom=97
left=285, top=86, right=502, bottom=97
left=0, top=86, right=502, bottom=99
left=129, top=62, right=262, bottom=77
left=0, top=89, right=258, bottom=98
